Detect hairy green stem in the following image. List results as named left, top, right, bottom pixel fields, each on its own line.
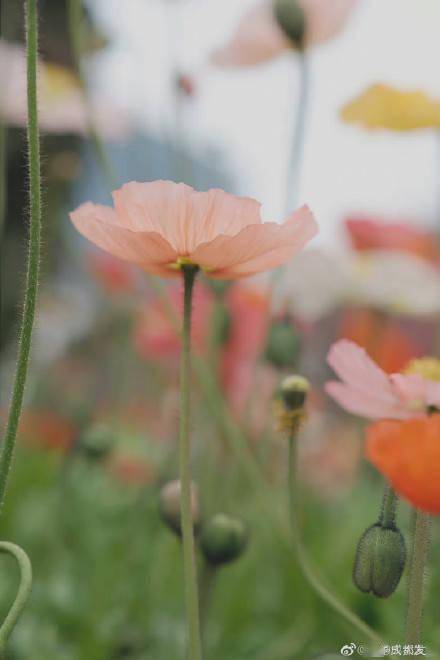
left=0, top=0, right=42, bottom=510
left=379, top=484, right=398, bottom=528
left=179, top=265, right=203, bottom=660
left=405, top=510, right=431, bottom=645
left=67, top=0, right=116, bottom=189
left=287, top=436, right=383, bottom=647
left=0, top=542, right=33, bottom=656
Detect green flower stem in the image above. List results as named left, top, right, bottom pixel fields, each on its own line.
left=379, top=483, right=398, bottom=528
left=287, top=435, right=383, bottom=648
left=67, top=0, right=116, bottom=189
left=405, top=510, right=431, bottom=645
left=285, top=52, right=310, bottom=213
left=0, top=121, right=5, bottom=239
left=0, top=542, right=33, bottom=656
left=180, top=265, right=203, bottom=660
left=0, top=0, right=42, bottom=510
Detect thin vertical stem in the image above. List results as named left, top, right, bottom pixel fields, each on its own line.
left=0, top=542, right=33, bottom=655
left=67, top=0, right=116, bottom=189
left=285, top=53, right=310, bottom=213
left=0, top=0, right=42, bottom=510
left=179, top=265, right=203, bottom=660
left=287, top=436, right=383, bottom=647
left=379, top=483, right=398, bottom=528
left=405, top=510, right=431, bottom=645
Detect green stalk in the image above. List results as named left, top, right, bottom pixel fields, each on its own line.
left=179, top=265, right=203, bottom=660
left=379, top=484, right=398, bottom=528
left=405, top=510, right=431, bottom=645
left=0, top=0, right=42, bottom=509
left=287, top=436, right=383, bottom=647
left=0, top=542, right=33, bottom=656
left=285, top=52, right=310, bottom=213
left=67, top=0, right=116, bottom=189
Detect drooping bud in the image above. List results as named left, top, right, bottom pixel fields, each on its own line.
left=265, top=320, right=301, bottom=368
left=159, top=479, right=201, bottom=536
left=353, top=523, right=406, bottom=598
left=274, top=0, right=306, bottom=49
left=273, top=374, right=310, bottom=434
left=80, top=424, right=116, bottom=460
left=200, top=514, right=248, bottom=566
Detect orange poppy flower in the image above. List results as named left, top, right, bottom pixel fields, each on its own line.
left=366, top=415, right=440, bottom=514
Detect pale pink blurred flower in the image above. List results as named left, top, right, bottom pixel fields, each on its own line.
left=70, top=181, right=317, bottom=279
left=0, top=40, right=129, bottom=137
left=212, top=0, right=357, bottom=67
left=325, top=339, right=440, bottom=420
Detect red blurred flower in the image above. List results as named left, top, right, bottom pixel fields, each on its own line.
left=339, top=308, right=423, bottom=374
left=11, top=409, right=76, bottom=452
left=88, top=251, right=138, bottom=295
left=366, top=415, right=440, bottom=514
left=221, top=284, right=270, bottom=413
left=110, top=453, right=155, bottom=486
left=134, top=284, right=214, bottom=360
left=134, top=281, right=270, bottom=413
left=345, top=216, right=440, bottom=264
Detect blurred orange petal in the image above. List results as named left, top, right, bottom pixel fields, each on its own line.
left=366, top=415, right=440, bottom=514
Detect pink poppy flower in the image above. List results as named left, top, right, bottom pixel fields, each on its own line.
left=212, top=0, right=357, bottom=67
left=70, top=181, right=317, bottom=279
left=325, top=340, right=440, bottom=420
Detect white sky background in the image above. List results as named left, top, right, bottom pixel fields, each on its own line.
left=89, top=0, right=440, bottom=248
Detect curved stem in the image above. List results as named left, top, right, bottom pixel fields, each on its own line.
left=287, top=436, right=383, bottom=647
left=405, top=510, right=431, bottom=645
left=285, top=53, right=310, bottom=214
left=378, top=483, right=398, bottom=528
left=0, top=542, right=33, bottom=655
left=67, top=0, right=116, bottom=189
left=180, top=265, right=203, bottom=660
left=0, top=0, right=42, bottom=510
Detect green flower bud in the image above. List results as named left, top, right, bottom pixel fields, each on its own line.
left=265, top=320, right=301, bottom=368
left=200, top=514, right=248, bottom=566
left=159, top=479, right=200, bottom=536
left=80, top=424, right=115, bottom=460
left=274, top=0, right=306, bottom=48
left=353, top=523, right=406, bottom=598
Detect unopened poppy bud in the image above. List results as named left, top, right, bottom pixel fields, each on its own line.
left=353, top=523, right=406, bottom=598
left=280, top=374, right=310, bottom=410
left=159, top=479, right=200, bottom=536
left=265, top=320, right=301, bottom=368
left=200, top=514, right=248, bottom=566
left=274, top=0, right=306, bottom=48
left=274, top=374, right=310, bottom=434
left=80, top=424, right=115, bottom=460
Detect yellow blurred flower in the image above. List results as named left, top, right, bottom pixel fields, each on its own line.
left=340, top=83, right=440, bottom=131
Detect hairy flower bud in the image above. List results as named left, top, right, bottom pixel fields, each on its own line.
left=159, top=480, right=200, bottom=536
left=274, top=0, right=306, bottom=48
left=80, top=424, right=115, bottom=460
left=200, top=514, right=248, bottom=566
left=265, top=320, right=301, bottom=368
left=353, top=523, right=406, bottom=598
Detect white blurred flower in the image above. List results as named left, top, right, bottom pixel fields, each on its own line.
left=277, top=248, right=440, bottom=320
left=0, top=40, right=130, bottom=138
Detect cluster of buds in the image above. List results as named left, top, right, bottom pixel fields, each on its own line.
left=159, top=481, right=248, bottom=567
